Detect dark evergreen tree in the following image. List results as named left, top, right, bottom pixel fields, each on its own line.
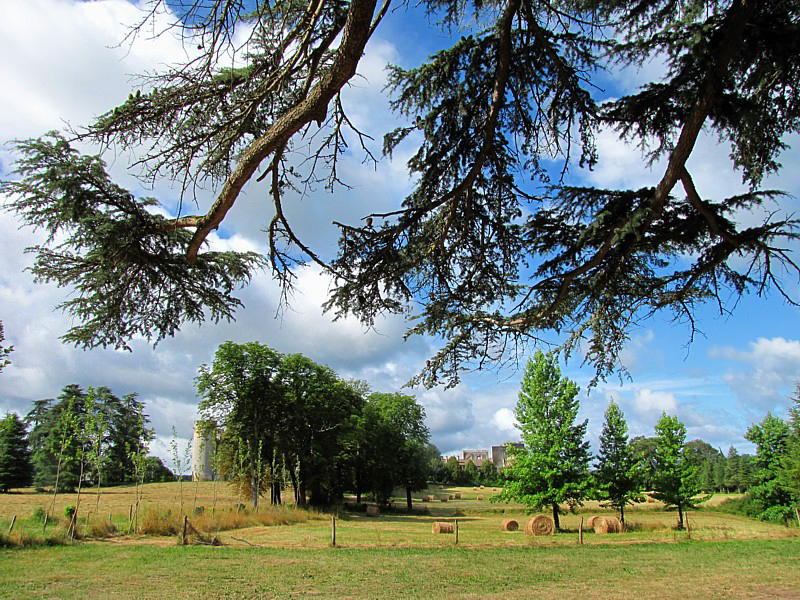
left=651, top=414, right=700, bottom=529
left=29, top=384, right=87, bottom=492
left=0, top=413, right=33, bottom=491
left=595, top=401, right=642, bottom=526
left=497, top=351, right=592, bottom=530
left=3, top=0, right=799, bottom=387
left=724, top=446, right=741, bottom=492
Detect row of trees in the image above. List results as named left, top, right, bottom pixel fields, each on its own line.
left=197, top=341, right=434, bottom=509
left=0, top=384, right=171, bottom=493
left=499, top=352, right=701, bottom=529
left=499, top=352, right=800, bottom=528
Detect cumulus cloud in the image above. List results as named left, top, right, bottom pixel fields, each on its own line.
left=710, top=337, right=800, bottom=415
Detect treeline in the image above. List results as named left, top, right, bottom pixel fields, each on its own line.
left=0, top=384, right=172, bottom=493
left=493, top=352, right=800, bottom=529
left=197, top=341, right=434, bottom=510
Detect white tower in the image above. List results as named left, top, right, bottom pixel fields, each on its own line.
left=191, top=421, right=215, bottom=481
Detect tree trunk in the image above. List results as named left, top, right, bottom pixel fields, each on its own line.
left=620, top=506, right=625, bottom=528
left=677, top=503, right=684, bottom=529
left=406, top=485, right=412, bottom=512
left=288, top=467, right=300, bottom=505
left=552, top=504, right=560, bottom=531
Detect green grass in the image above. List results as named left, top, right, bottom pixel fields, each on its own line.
left=1, top=483, right=799, bottom=597
left=0, top=539, right=798, bottom=598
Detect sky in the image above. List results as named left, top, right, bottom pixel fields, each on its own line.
left=1, top=0, right=799, bottom=470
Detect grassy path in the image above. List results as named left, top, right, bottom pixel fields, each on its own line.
left=1, top=538, right=799, bottom=598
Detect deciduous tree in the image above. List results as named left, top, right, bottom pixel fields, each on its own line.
left=497, top=351, right=592, bottom=530
left=651, top=414, right=700, bottom=529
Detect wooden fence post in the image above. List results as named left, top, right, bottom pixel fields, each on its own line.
left=331, top=515, right=336, bottom=547
left=182, top=515, right=188, bottom=545
left=454, top=519, right=459, bottom=545
left=8, top=515, right=16, bottom=535
left=579, top=517, right=583, bottom=545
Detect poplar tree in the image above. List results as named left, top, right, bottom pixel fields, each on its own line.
left=651, top=414, right=700, bottom=529
left=498, top=351, right=592, bottom=530
left=2, top=0, right=799, bottom=385
left=595, top=401, right=642, bottom=526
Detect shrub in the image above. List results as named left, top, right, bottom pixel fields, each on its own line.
left=64, top=505, right=76, bottom=519
left=32, top=507, right=47, bottom=522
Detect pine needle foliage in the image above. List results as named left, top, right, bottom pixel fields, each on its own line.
left=594, top=401, right=643, bottom=526
left=2, top=0, right=800, bottom=383
left=1, top=134, right=265, bottom=351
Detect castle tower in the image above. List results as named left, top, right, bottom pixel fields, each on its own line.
left=191, top=420, right=215, bottom=481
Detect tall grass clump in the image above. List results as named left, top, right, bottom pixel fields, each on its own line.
left=138, top=509, right=182, bottom=536
left=192, top=505, right=312, bottom=533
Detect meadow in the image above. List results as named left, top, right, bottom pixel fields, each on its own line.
left=1, top=482, right=799, bottom=598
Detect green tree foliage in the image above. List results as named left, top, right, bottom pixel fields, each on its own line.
left=29, top=385, right=87, bottom=492
left=479, top=460, right=498, bottom=486
left=198, top=342, right=411, bottom=508
left=780, top=385, right=800, bottom=510
left=746, top=412, right=793, bottom=522
left=724, top=446, right=742, bottom=492
left=651, top=414, right=700, bottom=529
left=197, top=342, right=286, bottom=509
left=629, top=436, right=658, bottom=490
left=358, top=392, right=431, bottom=509
left=142, top=456, right=174, bottom=483
left=3, top=1, right=800, bottom=386
left=0, top=413, right=33, bottom=491
left=497, top=351, right=592, bottom=530
left=463, top=460, right=478, bottom=486
left=594, top=401, right=642, bottom=525
left=444, top=456, right=462, bottom=485
left=25, top=384, right=152, bottom=491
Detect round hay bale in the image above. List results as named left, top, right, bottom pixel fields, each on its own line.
left=476, top=495, right=484, bottom=501
left=588, top=515, right=600, bottom=528
left=454, top=492, right=462, bottom=499
left=524, top=514, right=555, bottom=536
left=480, top=485, right=485, bottom=489
left=432, top=521, right=455, bottom=534
left=501, top=519, right=519, bottom=532
left=646, top=495, right=656, bottom=503
left=593, top=516, right=622, bottom=534
left=440, top=496, right=449, bottom=502
left=366, top=505, right=380, bottom=517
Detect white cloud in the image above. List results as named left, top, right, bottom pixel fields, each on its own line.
left=491, top=407, right=517, bottom=434
left=710, top=337, right=800, bottom=414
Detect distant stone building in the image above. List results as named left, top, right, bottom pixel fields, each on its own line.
left=461, top=449, right=489, bottom=467
left=191, top=420, right=217, bottom=482
left=448, top=443, right=524, bottom=470
left=491, top=442, right=524, bottom=469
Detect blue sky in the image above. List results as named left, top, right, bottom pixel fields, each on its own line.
left=0, top=0, right=798, bottom=470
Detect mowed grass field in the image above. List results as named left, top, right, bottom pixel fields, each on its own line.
left=1, top=482, right=799, bottom=598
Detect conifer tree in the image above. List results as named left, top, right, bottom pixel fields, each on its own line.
left=651, top=414, right=700, bottom=529
left=498, top=351, right=592, bottom=530
left=0, top=413, right=33, bottom=492
left=595, top=401, right=642, bottom=526
left=3, top=0, right=800, bottom=385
